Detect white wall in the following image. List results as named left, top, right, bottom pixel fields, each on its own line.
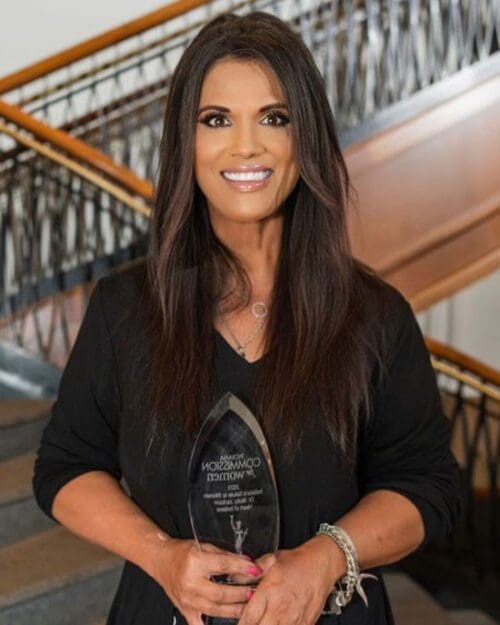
left=418, top=271, right=500, bottom=369
left=1, top=1, right=167, bottom=76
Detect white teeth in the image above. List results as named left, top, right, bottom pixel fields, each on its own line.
left=222, top=170, right=272, bottom=182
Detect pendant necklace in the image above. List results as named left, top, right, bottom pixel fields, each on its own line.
left=222, top=301, right=268, bottom=360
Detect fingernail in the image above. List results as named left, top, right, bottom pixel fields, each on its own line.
left=246, top=589, right=254, bottom=600
left=242, top=555, right=252, bottom=561
left=248, top=565, right=261, bottom=576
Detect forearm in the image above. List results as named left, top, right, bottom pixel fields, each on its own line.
left=52, top=470, right=172, bottom=579
left=240, top=490, right=425, bottom=625
left=308, top=489, right=425, bottom=582
left=52, top=470, right=259, bottom=625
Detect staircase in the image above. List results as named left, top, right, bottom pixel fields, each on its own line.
left=386, top=572, right=500, bottom=625
left=0, top=398, right=122, bottom=625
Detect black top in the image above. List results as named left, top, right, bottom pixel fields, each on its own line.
left=33, top=257, right=460, bottom=625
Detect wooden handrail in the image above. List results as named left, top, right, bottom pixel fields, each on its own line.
left=0, top=76, right=171, bottom=167
left=0, top=120, right=151, bottom=217
left=430, top=357, right=500, bottom=404
left=426, top=336, right=500, bottom=388
left=0, top=99, right=154, bottom=201
left=0, top=0, right=209, bottom=96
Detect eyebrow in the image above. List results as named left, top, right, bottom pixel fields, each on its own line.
left=198, top=102, right=288, bottom=114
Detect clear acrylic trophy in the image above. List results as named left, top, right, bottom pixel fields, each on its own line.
left=188, top=392, right=279, bottom=625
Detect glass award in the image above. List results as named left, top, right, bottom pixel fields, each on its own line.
left=188, top=392, right=279, bottom=625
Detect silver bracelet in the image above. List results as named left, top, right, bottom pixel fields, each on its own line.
left=317, top=523, right=378, bottom=615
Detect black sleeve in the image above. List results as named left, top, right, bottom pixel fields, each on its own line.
left=33, top=277, right=122, bottom=520
left=358, top=296, right=461, bottom=550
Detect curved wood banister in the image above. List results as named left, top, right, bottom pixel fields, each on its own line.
left=0, top=99, right=154, bottom=201
left=411, top=248, right=500, bottom=313
left=0, top=0, right=209, bottom=96
left=425, top=336, right=500, bottom=388
left=0, top=76, right=171, bottom=167
left=430, top=357, right=500, bottom=404
left=377, top=193, right=500, bottom=276
left=346, top=67, right=500, bottom=309
left=0, top=120, right=151, bottom=217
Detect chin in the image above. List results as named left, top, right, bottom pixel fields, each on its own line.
left=220, top=206, right=280, bottom=224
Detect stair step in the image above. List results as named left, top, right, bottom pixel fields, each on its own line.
left=449, top=610, right=500, bottom=625
left=0, top=398, right=52, bottom=461
left=0, top=398, right=53, bottom=428
left=0, top=527, right=122, bottom=625
left=0, top=452, right=54, bottom=546
left=384, top=571, right=455, bottom=625
left=0, top=452, right=35, bottom=505
left=0, top=340, right=60, bottom=399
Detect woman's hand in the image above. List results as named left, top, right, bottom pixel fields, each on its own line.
left=238, top=535, right=344, bottom=625
left=151, top=537, right=262, bottom=625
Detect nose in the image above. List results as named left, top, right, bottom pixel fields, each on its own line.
left=230, top=120, right=264, bottom=158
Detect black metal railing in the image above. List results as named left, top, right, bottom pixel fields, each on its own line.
left=0, top=121, right=150, bottom=364
left=429, top=347, right=500, bottom=575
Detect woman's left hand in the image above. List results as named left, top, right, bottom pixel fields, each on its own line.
left=238, top=535, right=344, bottom=625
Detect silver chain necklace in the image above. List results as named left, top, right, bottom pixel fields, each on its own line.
left=221, top=301, right=268, bottom=359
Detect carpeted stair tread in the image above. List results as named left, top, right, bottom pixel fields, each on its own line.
left=0, top=526, right=121, bottom=610
left=384, top=571, right=455, bottom=625
left=0, top=398, right=53, bottom=428
left=448, top=610, right=500, bottom=625
left=0, top=451, right=35, bottom=506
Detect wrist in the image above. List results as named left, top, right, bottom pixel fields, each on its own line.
left=315, top=524, right=378, bottom=614
left=304, top=533, right=347, bottom=589
left=141, top=529, right=178, bottom=582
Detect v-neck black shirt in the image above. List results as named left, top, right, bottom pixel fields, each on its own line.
left=33, top=257, right=460, bottom=625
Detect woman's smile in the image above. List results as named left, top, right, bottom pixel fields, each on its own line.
left=220, top=168, right=274, bottom=192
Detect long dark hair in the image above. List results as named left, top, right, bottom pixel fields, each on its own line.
left=147, top=11, right=385, bottom=466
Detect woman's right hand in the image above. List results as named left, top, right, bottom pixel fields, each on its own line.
left=151, top=537, right=262, bottom=625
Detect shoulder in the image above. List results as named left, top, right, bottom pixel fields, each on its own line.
left=354, top=259, right=413, bottom=323
left=96, top=256, right=150, bottom=309
left=96, top=256, right=149, bottom=301
left=92, top=256, right=151, bottom=334
left=352, top=260, right=418, bottom=360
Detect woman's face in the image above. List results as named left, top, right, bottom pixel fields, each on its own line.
left=194, top=58, right=300, bottom=227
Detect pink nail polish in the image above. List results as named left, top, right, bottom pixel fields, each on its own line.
left=248, top=565, right=261, bottom=576
left=246, top=590, right=254, bottom=600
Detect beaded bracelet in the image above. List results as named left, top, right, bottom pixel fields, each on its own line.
left=317, top=523, right=378, bottom=615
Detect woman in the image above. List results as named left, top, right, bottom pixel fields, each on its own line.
left=33, top=11, right=460, bottom=625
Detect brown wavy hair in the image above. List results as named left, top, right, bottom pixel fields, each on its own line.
left=147, top=11, right=385, bottom=466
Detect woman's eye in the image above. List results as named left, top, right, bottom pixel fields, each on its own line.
left=263, top=111, right=290, bottom=126
left=199, top=113, right=229, bottom=128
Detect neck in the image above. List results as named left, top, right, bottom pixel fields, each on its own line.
left=211, top=213, right=282, bottom=299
